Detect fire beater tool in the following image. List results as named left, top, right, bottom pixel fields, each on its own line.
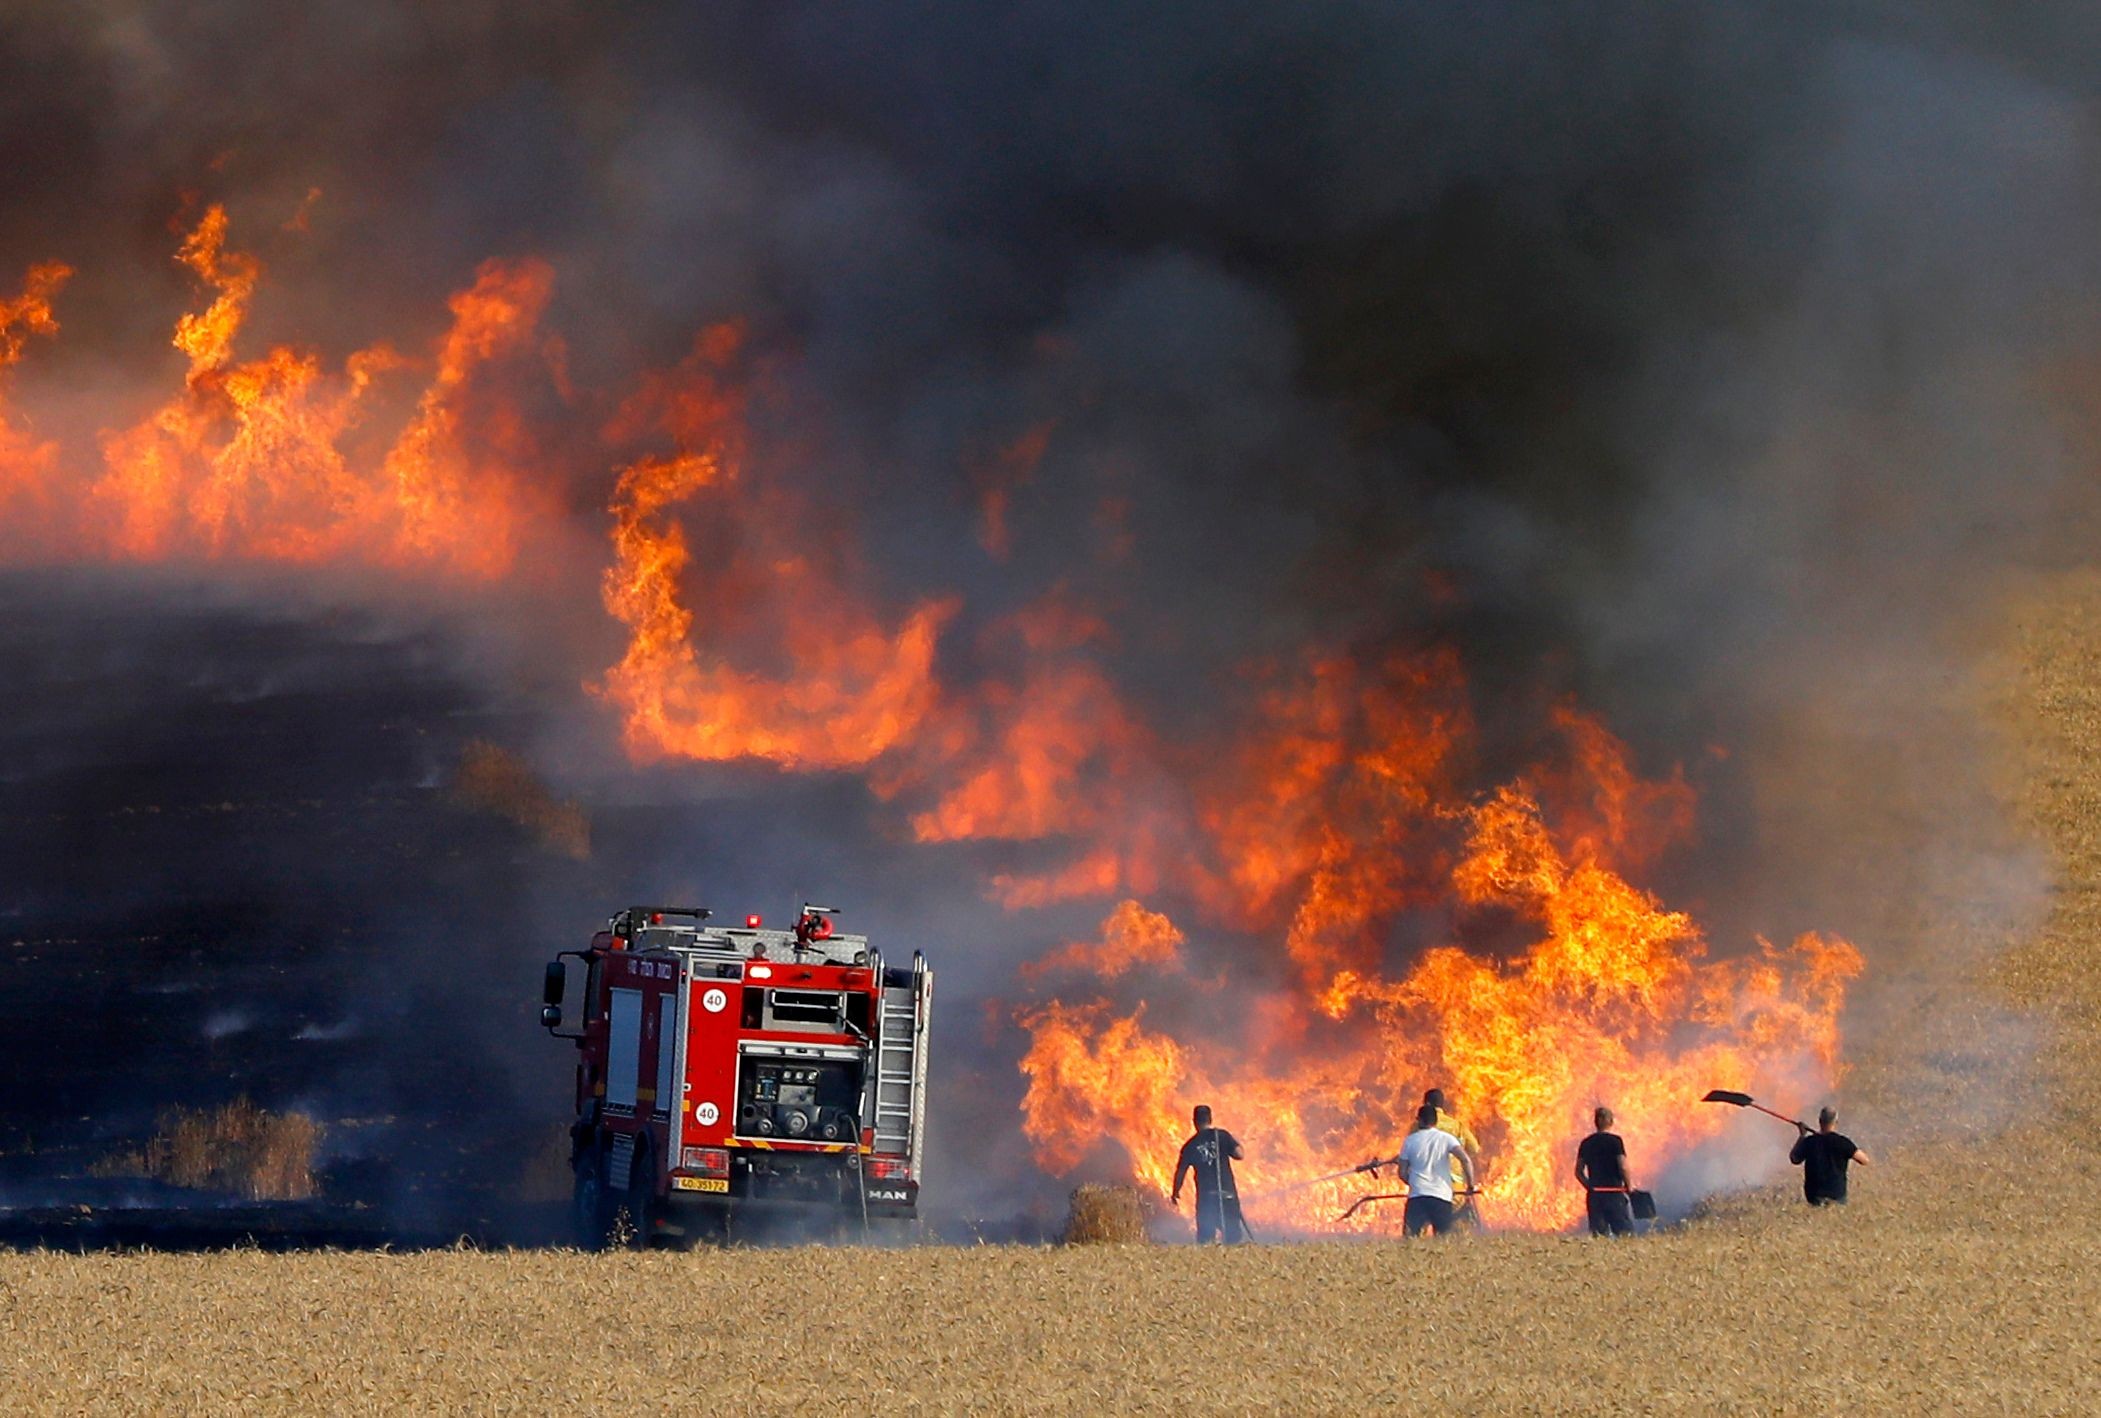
left=1335, top=1187, right=1480, bottom=1224
left=1283, top=1158, right=1388, bottom=1192
left=1701, top=1089, right=1807, bottom=1131
left=1211, top=1136, right=1259, bottom=1244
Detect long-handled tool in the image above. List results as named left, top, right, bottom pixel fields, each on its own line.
left=1283, top=1158, right=1386, bottom=1193
left=1702, top=1089, right=1806, bottom=1131
left=1196, top=1123, right=1257, bottom=1243
left=1336, top=1186, right=1479, bottom=1223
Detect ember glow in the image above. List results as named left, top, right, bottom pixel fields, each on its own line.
left=1, top=202, right=1865, bottom=1234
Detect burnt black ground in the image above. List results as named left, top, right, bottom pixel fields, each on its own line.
left=0, top=570, right=595, bottom=1239
left=0, top=570, right=1057, bottom=1247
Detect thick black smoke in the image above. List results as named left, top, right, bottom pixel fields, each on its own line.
left=3, top=3, right=2095, bottom=1229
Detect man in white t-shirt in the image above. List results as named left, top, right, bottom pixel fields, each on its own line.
left=1393, top=1103, right=1477, bottom=1237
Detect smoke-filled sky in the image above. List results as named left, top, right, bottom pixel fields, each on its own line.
left=2, top=3, right=2094, bottom=1230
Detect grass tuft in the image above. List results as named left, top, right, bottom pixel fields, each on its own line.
left=93, top=1098, right=322, bottom=1201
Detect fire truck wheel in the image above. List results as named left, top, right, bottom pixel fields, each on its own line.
left=571, top=1145, right=616, bottom=1251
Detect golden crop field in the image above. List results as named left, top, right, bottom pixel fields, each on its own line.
left=2, top=1198, right=2098, bottom=1415
left=7, top=576, right=2101, bottom=1415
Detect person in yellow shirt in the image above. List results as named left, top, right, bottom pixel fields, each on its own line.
left=1421, top=1088, right=1483, bottom=1226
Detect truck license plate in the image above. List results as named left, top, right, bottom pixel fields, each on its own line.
left=673, top=1176, right=729, bottom=1193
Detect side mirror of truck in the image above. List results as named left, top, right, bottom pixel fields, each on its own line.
left=540, top=954, right=588, bottom=1039
left=541, top=960, right=568, bottom=1029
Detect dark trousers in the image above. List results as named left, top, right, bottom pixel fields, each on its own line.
left=1404, top=1195, right=1455, bottom=1236
left=1586, top=1191, right=1634, bottom=1237
left=1196, top=1192, right=1246, bottom=1244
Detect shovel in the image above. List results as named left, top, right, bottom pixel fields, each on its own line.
left=1702, top=1089, right=1806, bottom=1131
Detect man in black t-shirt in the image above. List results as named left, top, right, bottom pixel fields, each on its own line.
left=1574, top=1106, right=1634, bottom=1237
left=1170, top=1104, right=1247, bottom=1243
left=1789, top=1105, right=1870, bottom=1205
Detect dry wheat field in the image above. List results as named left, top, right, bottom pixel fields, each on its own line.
left=8, top=578, right=2101, bottom=1415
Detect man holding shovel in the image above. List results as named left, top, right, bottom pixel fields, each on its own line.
left=1790, top=1106, right=1870, bottom=1205
left=1704, top=1090, right=1873, bottom=1207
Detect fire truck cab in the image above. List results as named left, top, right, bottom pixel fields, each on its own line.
left=540, top=904, right=932, bottom=1247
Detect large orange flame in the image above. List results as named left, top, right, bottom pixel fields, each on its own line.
left=377, top=256, right=556, bottom=578
left=902, top=598, right=1142, bottom=845
left=0, top=262, right=71, bottom=366
left=1022, top=899, right=1185, bottom=983
left=592, top=324, right=957, bottom=769
left=0, top=261, right=74, bottom=543
left=1015, top=699, right=1861, bottom=1233
left=6, top=208, right=550, bottom=574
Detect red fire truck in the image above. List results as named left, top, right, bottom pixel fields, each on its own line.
left=540, top=904, right=932, bottom=1247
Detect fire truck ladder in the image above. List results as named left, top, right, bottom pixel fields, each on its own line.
left=871, top=951, right=930, bottom=1168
